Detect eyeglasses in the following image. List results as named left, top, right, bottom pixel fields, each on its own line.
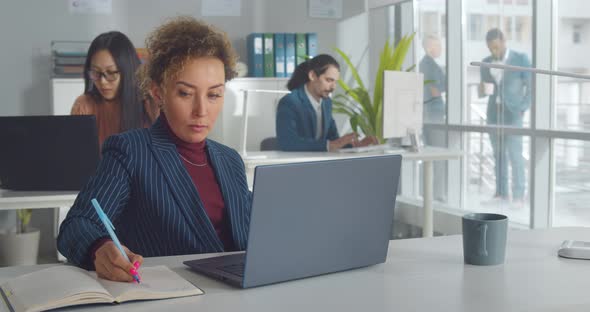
left=88, top=69, right=120, bottom=82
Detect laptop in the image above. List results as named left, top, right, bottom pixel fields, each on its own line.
left=0, top=115, right=99, bottom=191
left=184, top=154, right=401, bottom=288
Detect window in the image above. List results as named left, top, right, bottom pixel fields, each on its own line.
left=515, top=16, right=531, bottom=42
left=463, top=0, right=533, bottom=225
left=409, top=0, right=590, bottom=231
left=573, top=25, right=581, bottom=44
left=553, top=139, right=590, bottom=226
left=469, top=14, right=483, bottom=41
left=503, top=16, right=513, bottom=40
left=555, top=7, right=590, bottom=131
left=421, top=11, right=439, bottom=36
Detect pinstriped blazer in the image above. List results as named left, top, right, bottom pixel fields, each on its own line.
left=57, top=118, right=252, bottom=267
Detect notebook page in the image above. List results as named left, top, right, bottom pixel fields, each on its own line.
left=1, top=266, right=111, bottom=312
left=96, top=265, right=203, bottom=302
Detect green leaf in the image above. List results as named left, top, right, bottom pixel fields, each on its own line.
left=333, top=32, right=416, bottom=142
left=350, top=115, right=359, bottom=133
left=334, top=48, right=366, bottom=90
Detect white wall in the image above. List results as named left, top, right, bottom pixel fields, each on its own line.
left=0, top=0, right=366, bottom=117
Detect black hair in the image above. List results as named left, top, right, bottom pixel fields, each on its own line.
left=83, top=31, right=145, bottom=131
left=486, top=28, right=505, bottom=42
left=286, top=54, right=340, bottom=91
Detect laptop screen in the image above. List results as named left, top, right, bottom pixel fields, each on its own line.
left=0, top=115, right=99, bottom=191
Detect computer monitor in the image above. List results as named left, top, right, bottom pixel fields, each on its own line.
left=382, top=70, right=424, bottom=149
left=0, top=115, right=99, bottom=191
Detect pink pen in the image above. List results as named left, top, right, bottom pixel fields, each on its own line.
left=130, top=261, right=141, bottom=283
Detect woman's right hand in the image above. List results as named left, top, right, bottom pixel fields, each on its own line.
left=94, top=241, right=144, bottom=282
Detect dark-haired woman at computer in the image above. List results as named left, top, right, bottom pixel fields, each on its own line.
left=71, top=31, right=159, bottom=147
left=276, top=54, right=377, bottom=151
left=58, top=17, right=251, bottom=283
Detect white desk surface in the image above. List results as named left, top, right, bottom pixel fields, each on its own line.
left=0, top=189, right=77, bottom=210
left=1, top=227, right=588, bottom=311
left=242, top=146, right=463, bottom=166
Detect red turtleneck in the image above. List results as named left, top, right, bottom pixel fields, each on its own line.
left=161, top=114, right=235, bottom=251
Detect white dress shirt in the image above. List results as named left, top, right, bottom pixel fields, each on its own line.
left=490, top=49, right=510, bottom=103
left=304, top=84, right=323, bottom=140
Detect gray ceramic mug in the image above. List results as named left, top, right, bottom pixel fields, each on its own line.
left=462, top=213, right=508, bottom=265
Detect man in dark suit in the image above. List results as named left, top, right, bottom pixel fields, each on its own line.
left=479, top=28, right=532, bottom=204
left=276, top=54, right=375, bottom=151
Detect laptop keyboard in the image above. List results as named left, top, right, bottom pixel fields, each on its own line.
left=219, top=263, right=245, bottom=277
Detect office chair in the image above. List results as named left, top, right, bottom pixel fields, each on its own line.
left=260, top=137, right=279, bottom=151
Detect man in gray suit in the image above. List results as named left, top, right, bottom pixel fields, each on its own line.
left=419, top=34, right=447, bottom=202
left=479, top=28, right=532, bottom=205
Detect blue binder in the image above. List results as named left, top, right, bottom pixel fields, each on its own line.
left=247, top=33, right=264, bottom=77
left=274, top=33, right=286, bottom=78
left=285, top=33, right=296, bottom=77
left=306, top=33, right=318, bottom=59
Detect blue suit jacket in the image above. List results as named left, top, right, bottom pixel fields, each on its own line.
left=57, top=118, right=251, bottom=267
left=276, top=85, right=339, bottom=151
left=481, top=50, right=532, bottom=125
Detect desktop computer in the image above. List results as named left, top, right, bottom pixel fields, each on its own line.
left=382, top=70, right=424, bottom=151
left=339, top=70, right=423, bottom=153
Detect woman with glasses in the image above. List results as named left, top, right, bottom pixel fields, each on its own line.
left=71, top=31, right=159, bottom=147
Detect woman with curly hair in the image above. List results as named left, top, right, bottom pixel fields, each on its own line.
left=58, top=17, right=251, bottom=283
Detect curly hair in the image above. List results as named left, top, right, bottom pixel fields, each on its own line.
left=140, top=16, right=237, bottom=96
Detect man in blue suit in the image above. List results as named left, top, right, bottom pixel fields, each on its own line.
left=480, top=28, right=532, bottom=204
left=276, top=54, right=375, bottom=151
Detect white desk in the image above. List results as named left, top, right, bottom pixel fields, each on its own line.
left=0, top=227, right=588, bottom=311
left=0, top=189, right=77, bottom=211
left=242, top=147, right=463, bottom=237
left=0, top=189, right=78, bottom=261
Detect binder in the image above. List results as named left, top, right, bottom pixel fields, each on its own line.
left=263, top=33, right=275, bottom=77
left=285, top=33, right=296, bottom=77
left=296, top=33, right=307, bottom=65
left=306, top=33, right=318, bottom=59
left=247, top=33, right=264, bottom=77
left=274, top=33, right=286, bottom=78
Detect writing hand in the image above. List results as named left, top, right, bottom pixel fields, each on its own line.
left=94, top=241, right=143, bottom=282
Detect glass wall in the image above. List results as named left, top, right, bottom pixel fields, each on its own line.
left=415, top=0, right=448, bottom=204
left=551, top=1, right=590, bottom=226
left=464, top=0, right=533, bottom=127
left=554, top=1, right=590, bottom=131
left=405, top=0, right=590, bottom=230
left=462, top=0, right=533, bottom=226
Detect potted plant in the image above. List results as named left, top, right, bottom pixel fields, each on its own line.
left=0, top=209, right=40, bottom=266
left=333, top=33, right=416, bottom=143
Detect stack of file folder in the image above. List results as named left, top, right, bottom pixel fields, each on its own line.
left=247, top=32, right=318, bottom=78
left=51, top=41, right=89, bottom=78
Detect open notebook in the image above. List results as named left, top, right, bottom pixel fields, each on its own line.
left=0, top=265, right=203, bottom=312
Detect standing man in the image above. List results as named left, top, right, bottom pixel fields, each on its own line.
left=479, top=28, right=532, bottom=204
left=420, top=34, right=446, bottom=126
left=276, top=54, right=375, bottom=151
left=420, top=34, right=447, bottom=202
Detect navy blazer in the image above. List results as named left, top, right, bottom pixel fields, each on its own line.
left=57, top=118, right=252, bottom=267
left=276, top=85, right=339, bottom=151
left=480, top=50, right=532, bottom=126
